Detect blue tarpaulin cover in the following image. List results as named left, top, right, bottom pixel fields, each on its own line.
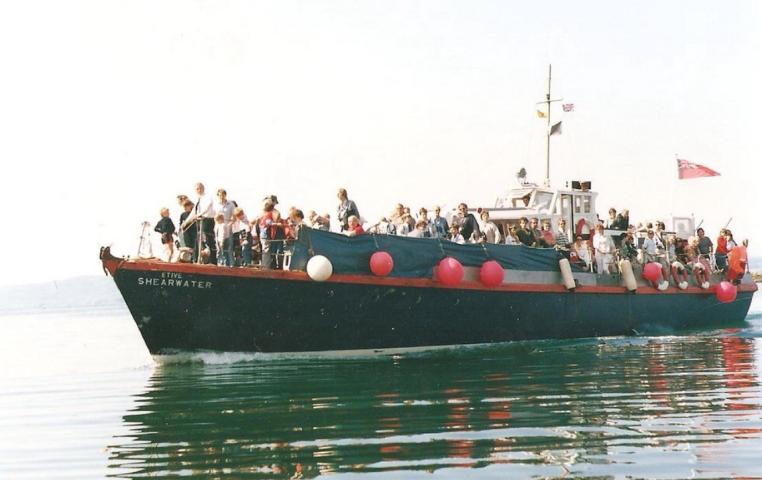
left=290, top=229, right=572, bottom=278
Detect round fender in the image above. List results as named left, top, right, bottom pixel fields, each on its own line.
left=306, top=255, right=333, bottom=282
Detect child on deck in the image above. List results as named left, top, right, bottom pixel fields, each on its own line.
left=214, top=213, right=232, bottom=267
left=154, top=207, right=175, bottom=262
left=447, top=224, right=465, bottom=244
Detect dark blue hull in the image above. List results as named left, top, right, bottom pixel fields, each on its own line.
left=111, top=264, right=755, bottom=354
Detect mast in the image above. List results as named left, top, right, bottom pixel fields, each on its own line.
left=538, top=64, right=561, bottom=187
left=545, top=65, right=552, bottom=187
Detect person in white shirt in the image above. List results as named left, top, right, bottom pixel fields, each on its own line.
left=214, top=213, right=232, bottom=266
left=592, top=224, right=614, bottom=274
left=642, top=230, right=658, bottom=261
left=182, top=182, right=216, bottom=264
left=447, top=224, right=465, bottom=244
left=480, top=210, right=502, bottom=244
left=642, top=229, right=669, bottom=281
left=407, top=219, right=428, bottom=238
left=213, top=189, right=235, bottom=223
left=504, top=224, right=520, bottom=245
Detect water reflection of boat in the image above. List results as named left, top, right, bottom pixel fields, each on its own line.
left=107, top=337, right=762, bottom=478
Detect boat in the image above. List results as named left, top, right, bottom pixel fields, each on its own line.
left=100, top=67, right=758, bottom=354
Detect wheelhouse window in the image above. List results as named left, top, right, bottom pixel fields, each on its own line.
left=582, top=195, right=591, bottom=213
left=535, top=192, right=553, bottom=210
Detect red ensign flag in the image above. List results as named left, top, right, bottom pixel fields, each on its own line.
left=677, top=159, right=720, bottom=179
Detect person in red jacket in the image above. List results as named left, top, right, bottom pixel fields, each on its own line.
left=715, top=228, right=728, bottom=272
left=345, top=215, right=364, bottom=237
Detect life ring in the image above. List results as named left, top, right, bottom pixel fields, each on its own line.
left=575, top=219, right=589, bottom=238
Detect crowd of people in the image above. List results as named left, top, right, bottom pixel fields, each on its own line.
left=154, top=184, right=746, bottom=282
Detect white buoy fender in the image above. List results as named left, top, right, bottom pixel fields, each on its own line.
left=619, top=259, right=638, bottom=292
left=559, top=258, right=576, bottom=291
left=306, top=255, right=333, bottom=282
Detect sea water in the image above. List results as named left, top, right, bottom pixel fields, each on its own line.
left=1, top=278, right=761, bottom=479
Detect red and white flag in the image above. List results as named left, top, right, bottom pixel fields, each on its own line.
left=562, top=103, right=575, bottom=112
left=677, top=159, right=720, bottom=179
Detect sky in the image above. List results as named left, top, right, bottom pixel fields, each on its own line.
left=1, top=0, right=761, bottom=286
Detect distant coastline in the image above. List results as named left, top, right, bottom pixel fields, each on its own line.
left=0, top=276, right=125, bottom=316
left=753, top=271, right=762, bottom=283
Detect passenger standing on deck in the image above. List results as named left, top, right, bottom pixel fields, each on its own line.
left=337, top=188, right=360, bottom=232
left=345, top=215, right=364, bottom=237
left=643, top=230, right=658, bottom=262
left=269, top=210, right=287, bottom=269
left=571, top=236, right=592, bottom=270
left=288, top=209, right=305, bottom=239
left=417, top=208, right=436, bottom=238
left=390, top=203, right=405, bottom=227
left=258, top=199, right=276, bottom=269
left=214, top=213, right=232, bottom=266
left=480, top=210, right=502, bottom=244
left=154, top=208, right=175, bottom=262
left=715, top=228, right=728, bottom=271
left=592, top=224, right=614, bottom=274
left=619, top=209, right=630, bottom=230
left=516, top=217, right=535, bottom=246
left=555, top=219, right=570, bottom=250
left=529, top=218, right=544, bottom=247
left=213, top=189, right=235, bottom=223
left=696, top=228, right=713, bottom=260
left=447, top=224, right=465, bottom=244
left=178, top=200, right=196, bottom=255
left=620, top=233, right=638, bottom=263
left=231, top=207, right=251, bottom=266
left=726, top=230, right=737, bottom=251
left=457, top=203, right=482, bottom=243
left=175, top=195, right=189, bottom=247
left=556, top=218, right=571, bottom=255
left=182, top=182, right=216, bottom=264
left=504, top=224, right=520, bottom=245
left=653, top=222, right=667, bottom=249
left=604, top=208, right=617, bottom=229
left=432, top=206, right=449, bottom=238
left=540, top=219, right=556, bottom=247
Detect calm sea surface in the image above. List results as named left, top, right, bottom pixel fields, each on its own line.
left=1, top=281, right=762, bottom=479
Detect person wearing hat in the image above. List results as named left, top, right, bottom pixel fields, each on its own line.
left=336, top=188, right=360, bottom=232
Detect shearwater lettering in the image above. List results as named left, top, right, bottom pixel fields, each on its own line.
left=138, top=277, right=212, bottom=289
